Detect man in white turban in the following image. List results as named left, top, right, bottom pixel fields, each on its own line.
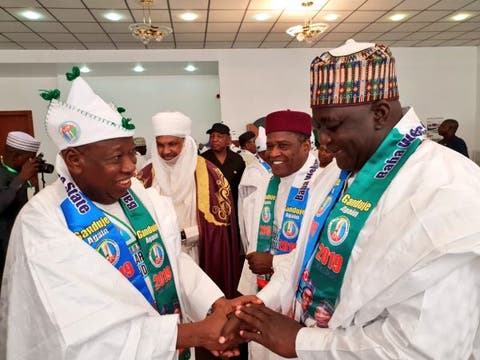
left=138, top=111, right=242, bottom=300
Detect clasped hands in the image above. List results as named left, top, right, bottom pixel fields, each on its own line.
left=205, top=296, right=301, bottom=358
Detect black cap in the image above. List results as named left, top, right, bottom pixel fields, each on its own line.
left=206, top=122, right=230, bottom=135
left=239, top=131, right=255, bottom=146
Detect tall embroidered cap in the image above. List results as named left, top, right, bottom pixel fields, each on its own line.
left=43, top=66, right=135, bottom=150
left=310, top=39, right=399, bottom=108
left=266, top=110, right=311, bottom=137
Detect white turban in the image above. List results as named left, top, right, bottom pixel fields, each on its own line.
left=152, top=112, right=191, bottom=137
left=6, top=131, right=40, bottom=153
left=45, top=68, right=134, bottom=150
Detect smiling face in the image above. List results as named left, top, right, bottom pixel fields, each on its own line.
left=64, top=137, right=137, bottom=204
left=312, top=103, right=389, bottom=173
left=156, top=135, right=185, bottom=161
left=266, top=131, right=310, bottom=177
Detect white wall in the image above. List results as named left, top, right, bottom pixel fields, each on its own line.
left=0, top=46, right=478, bottom=185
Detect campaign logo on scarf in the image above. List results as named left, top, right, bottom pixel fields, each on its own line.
left=282, top=220, right=299, bottom=240
left=149, top=243, right=165, bottom=268
left=327, top=216, right=349, bottom=246
left=262, top=206, right=271, bottom=223
left=97, top=239, right=120, bottom=265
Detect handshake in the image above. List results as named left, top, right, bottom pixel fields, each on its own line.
left=181, top=295, right=302, bottom=358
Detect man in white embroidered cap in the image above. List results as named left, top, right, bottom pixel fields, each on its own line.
left=0, top=67, right=258, bottom=360
left=223, top=40, right=480, bottom=359
left=0, top=131, right=41, bottom=284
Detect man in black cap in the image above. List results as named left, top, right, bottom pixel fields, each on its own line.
left=202, top=123, right=245, bottom=207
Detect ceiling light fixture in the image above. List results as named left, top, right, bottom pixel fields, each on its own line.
left=180, top=12, right=198, bottom=21
left=389, top=13, right=407, bottom=21
left=129, top=0, right=172, bottom=45
left=286, top=1, right=327, bottom=43
left=79, top=65, right=91, bottom=73
left=254, top=13, right=270, bottom=21
left=133, top=64, right=145, bottom=72
left=185, top=64, right=197, bottom=72
left=451, top=13, right=470, bottom=21
left=21, top=10, right=42, bottom=20
left=104, top=12, right=123, bottom=21
left=324, top=13, right=339, bottom=21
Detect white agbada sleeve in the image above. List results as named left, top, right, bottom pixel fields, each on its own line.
left=0, top=179, right=223, bottom=360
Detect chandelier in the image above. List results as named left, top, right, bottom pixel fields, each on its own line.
left=286, top=1, right=327, bottom=43
left=129, top=0, right=172, bottom=45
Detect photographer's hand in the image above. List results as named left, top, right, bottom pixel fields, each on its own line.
left=18, top=157, right=41, bottom=183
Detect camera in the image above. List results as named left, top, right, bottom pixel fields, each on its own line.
left=36, top=153, right=54, bottom=174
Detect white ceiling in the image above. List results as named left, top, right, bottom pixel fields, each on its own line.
left=0, top=0, right=478, bottom=50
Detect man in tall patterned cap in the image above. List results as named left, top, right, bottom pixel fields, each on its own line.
left=137, top=111, right=241, bottom=300
left=0, top=131, right=41, bottom=284
left=225, top=39, right=480, bottom=359
left=235, top=109, right=337, bottom=359
left=0, top=67, right=257, bottom=360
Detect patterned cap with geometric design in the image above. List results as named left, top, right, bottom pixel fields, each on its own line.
left=310, top=39, right=399, bottom=108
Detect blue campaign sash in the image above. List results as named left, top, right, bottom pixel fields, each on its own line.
left=272, top=160, right=319, bottom=255
left=255, top=154, right=271, bottom=173
left=60, top=176, right=154, bottom=305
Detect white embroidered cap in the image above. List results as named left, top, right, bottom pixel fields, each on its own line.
left=152, top=111, right=191, bottom=137
left=44, top=67, right=135, bottom=150
left=6, top=131, right=40, bottom=153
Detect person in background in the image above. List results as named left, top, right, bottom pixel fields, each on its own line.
left=226, top=39, right=480, bottom=360
left=437, top=118, right=469, bottom=157
left=137, top=111, right=241, bottom=300
left=0, top=67, right=256, bottom=360
left=238, top=131, right=257, bottom=166
left=133, top=136, right=148, bottom=172
left=236, top=110, right=330, bottom=359
left=0, top=131, right=41, bottom=284
left=201, top=123, right=245, bottom=208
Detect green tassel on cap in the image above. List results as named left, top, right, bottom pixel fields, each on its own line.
left=117, top=107, right=126, bottom=114
left=66, top=66, right=81, bottom=81
left=122, top=117, right=135, bottom=130
left=39, top=89, right=61, bottom=101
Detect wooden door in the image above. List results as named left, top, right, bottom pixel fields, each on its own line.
left=0, top=111, right=34, bottom=157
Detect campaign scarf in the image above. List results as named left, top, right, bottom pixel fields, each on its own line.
left=296, top=123, right=425, bottom=327
left=256, top=158, right=319, bottom=288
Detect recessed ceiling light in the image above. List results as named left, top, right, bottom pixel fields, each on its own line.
left=79, top=66, right=91, bottom=73
left=21, top=10, right=42, bottom=20
left=324, top=13, right=339, bottom=21
left=104, top=12, right=122, bottom=21
left=133, top=65, right=145, bottom=73
left=185, top=65, right=197, bottom=72
left=389, top=13, right=407, bottom=21
left=451, top=13, right=470, bottom=21
left=180, top=12, right=198, bottom=21
left=254, top=13, right=270, bottom=21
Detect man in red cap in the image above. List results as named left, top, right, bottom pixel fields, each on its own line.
left=237, top=109, right=335, bottom=359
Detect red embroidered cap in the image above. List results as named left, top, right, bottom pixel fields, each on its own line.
left=265, top=110, right=312, bottom=136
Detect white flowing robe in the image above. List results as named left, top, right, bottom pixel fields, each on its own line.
left=258, top=108, right=480, bottom=359
left=0, top=177, right=223, bottom=360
